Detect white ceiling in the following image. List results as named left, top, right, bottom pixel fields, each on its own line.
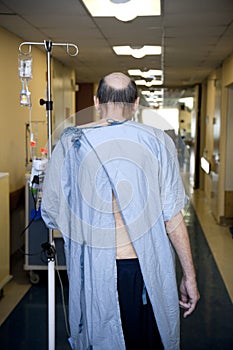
left=0, top=0, right=233, bottom=106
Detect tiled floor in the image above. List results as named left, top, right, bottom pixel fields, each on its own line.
left=189, top=189, right=233, bottom=302
left=0, top=249, right=31, bottom=326
left=0, top=144, right=233, bottom=349
left=180, top=151, right=233, bottom=303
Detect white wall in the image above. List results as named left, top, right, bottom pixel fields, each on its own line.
left=225, top=85, right=233, bottom=191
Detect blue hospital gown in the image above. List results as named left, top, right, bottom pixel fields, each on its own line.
left=41, top=120, right=187, bottom=350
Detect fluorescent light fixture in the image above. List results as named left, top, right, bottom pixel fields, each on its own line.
left=82, top=0, right=161, bottom=22
left=146, top=97, right=158, bottom=102
left=153, top=91, right=163, bottom=96
left=141, top=90, right=163, bottom=96
left=128, top=69, right=162, bottom=77
left=141, top=91, right=151, bottom=95
left=113, top=46, right=161, bottom=58
left=145, top=96, right=163, bottom=102
left=150, top=102, right=161, bottom=106
left=201, top=157, right=211, bottom=174
left=135, top=79, right=163, bottom=86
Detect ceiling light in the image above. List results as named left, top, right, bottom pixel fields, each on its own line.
left=135, top=79, right=163, bottom=86
left=141, top=90, right=163, bottom=96
left=82, top=0, right=161, bottom=22
left=145, top=96, right=163, bottom=102
left=150, top=102, right=162, bottom=108
left=146, top=97, right=158, bottom=102
left=128, top=69, right=162, bottom=77
left=113, top=46, right=161, bottom=58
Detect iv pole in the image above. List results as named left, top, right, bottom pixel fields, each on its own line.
left=19, top=40, right=78, bottom=350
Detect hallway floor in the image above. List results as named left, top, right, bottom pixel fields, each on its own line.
left=0, top=147, right=233, bottom=350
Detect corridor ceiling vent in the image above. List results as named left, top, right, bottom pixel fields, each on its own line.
left=113, top=45, right=162, bottom=58
left=82, top=0, right=161, bottom=22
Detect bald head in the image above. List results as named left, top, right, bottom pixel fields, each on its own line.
left=105, top=72, right=131, bottom=90
left=96, top=72, right=138, bottom=104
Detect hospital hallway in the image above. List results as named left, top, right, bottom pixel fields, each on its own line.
left=0, top=146, right=232, bottom=350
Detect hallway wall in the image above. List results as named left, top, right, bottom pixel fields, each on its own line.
left=0, top=26, right=76, bottom=254
left=0, top=26, right=47, bottom=193
left=52, top=60, right=76, bottom=144
left=0, top=26, right=76, bottom=193
left=202, top=52, right=233, bottom=224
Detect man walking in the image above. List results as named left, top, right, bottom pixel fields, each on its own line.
left=42, top=72, right=199, bottom=350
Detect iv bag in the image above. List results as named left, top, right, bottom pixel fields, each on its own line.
left=20, top=78, right=31, bottom=107
left=18, top=53, right=32, bottom=80
left=20, top=88, right=31, bottom=106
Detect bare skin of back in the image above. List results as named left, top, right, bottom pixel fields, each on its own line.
left=79, top=118, right=137, bottom=259
left=112, top=195, right=137, bottom=259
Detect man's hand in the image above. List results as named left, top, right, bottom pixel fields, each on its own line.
left=179, top=276, right=200, bottom=318
left=166, top=214, right=200, bottom=318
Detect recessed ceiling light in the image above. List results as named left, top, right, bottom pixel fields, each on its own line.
left=113, top=46, right=161, bottom=58
left=141, top=90, right=163, bottom=96
left=82, top=0, right=161, bottom=22
left=128, top=69, right=162, bottom=78
left=146, top=97, right=159, bottom=102
left=135, top=79, right=163, bottom=86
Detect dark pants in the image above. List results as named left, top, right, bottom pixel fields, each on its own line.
left=116, top=258, right=164, bottom=350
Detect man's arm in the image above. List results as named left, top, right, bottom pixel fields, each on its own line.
left=165, top=212, right=200, bottom=318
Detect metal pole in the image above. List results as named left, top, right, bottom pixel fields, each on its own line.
left=48, top=242, right=55, bottom=350
left=19, top=40, right=78, bottom=350
left=45, top=40, right=56, bottom=350
left=45, top=40, right=53, bottom=159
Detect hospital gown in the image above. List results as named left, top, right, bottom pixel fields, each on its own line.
left=41, top=120, right=187, bottom=350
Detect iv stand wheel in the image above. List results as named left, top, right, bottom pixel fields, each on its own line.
left=29, top=270, right=40, bottom=284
